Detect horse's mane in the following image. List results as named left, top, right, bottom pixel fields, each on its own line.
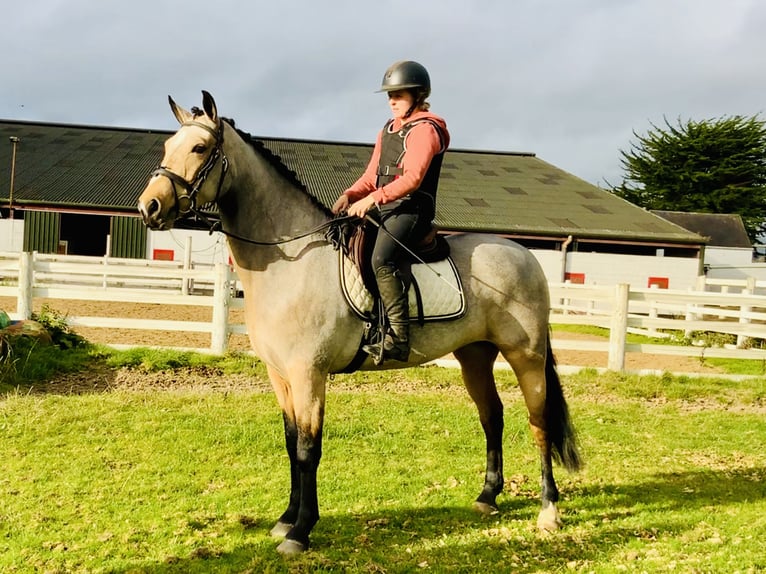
left=222, top=117, right=334, bottom=217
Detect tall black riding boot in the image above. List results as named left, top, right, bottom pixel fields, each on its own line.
left=363, top=266, right=410, bottom=363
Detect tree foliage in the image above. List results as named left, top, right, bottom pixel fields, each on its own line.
left=610, top=115, right=766, bottom=243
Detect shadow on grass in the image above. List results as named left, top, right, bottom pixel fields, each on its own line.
left=569, top=465, right=766, bottom=515
left=109, top=467, right=766, bottom=573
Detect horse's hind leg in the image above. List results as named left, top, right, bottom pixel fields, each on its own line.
left=454, top=342, right=504, bottom=514
left=503, top=346, right=565, bottom=532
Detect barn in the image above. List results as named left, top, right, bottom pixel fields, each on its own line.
left=0, top=118, right=706, bottom=288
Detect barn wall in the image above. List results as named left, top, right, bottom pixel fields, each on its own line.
left=146, top=228, right=230, bottom=265
left=564, top=251, right=700, bottom=289
left=530, top=249, right=565, bottom=282
left=110, top=216, right=147, bottom=259
left=23, top=210, right=60, bottom=253
left=0, top=219, right=24, bottom=252
left=704, top=246, right=753, bottom=268
left=705, top=246, right=766, bottom=282
left=528, top=249, right=699, bottom=289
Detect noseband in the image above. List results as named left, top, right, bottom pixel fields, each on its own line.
left=150, top=119, right=229, bottom=216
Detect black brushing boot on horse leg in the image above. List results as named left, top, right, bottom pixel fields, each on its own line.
left=363, top=265, right=410, bottom=363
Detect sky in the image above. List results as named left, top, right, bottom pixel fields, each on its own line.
left=2, top=0, right=765, bottom=187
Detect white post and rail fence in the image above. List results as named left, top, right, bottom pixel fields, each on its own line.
left=3, top=251, right=766, bottom=370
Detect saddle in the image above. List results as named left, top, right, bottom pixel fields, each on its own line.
left=326, top=218, right=466, bottom=373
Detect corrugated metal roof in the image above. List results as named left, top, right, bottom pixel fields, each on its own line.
left=0, top=120, right=162, bottom=211
left=0, top=119, right=704, bottom=246
left=652, top=210, right=751, bottom=248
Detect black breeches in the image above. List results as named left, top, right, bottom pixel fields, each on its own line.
left=370, top=210, right=419, bottom=272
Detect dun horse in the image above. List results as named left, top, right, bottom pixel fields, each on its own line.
left=137, top=91, right=580, bottom=554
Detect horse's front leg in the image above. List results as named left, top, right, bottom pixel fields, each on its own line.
left=269, top=411, right=300, bottom=538
left=266, top=365, right=326, bottom=554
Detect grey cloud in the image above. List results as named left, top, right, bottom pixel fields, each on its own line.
left=3, top=0, right=766, bottom=186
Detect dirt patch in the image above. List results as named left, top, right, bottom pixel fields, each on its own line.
left=23, top=362, right=271, bottom=396
left=23, top=362, right=766, bottom=415
left=551, top=332, right=724, bottom=374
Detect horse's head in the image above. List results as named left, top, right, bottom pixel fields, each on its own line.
left=138, top=90, right=228, bottom=230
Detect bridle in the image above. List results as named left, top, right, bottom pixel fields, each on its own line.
left=150, top=119, right=229, bottom=216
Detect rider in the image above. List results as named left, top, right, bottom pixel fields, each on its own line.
left=331, top=60, right=450, bottom=363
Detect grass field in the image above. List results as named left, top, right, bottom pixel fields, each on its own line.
left=1, top=354, right=765, bottom=573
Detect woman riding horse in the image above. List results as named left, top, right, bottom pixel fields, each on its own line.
left=138, top=88, right=580, bottom=555
left=332, top=60, right=449, bottom=364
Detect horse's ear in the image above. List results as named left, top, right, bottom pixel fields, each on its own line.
left=201, top=91, right=218, bottom=122
left=168, top=95, right=192, bottom=125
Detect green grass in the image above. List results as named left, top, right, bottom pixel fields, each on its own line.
left=0, top=364, right=765, bottom=573
left=0, top=337, right=96, bottom=391
left=102, top=346, right=268, bottom=377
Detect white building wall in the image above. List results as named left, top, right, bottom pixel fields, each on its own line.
left=0, top=219, right=24, bottom=252
left=530, top=248, right=700, bottom=289
left=146, top=228, right=230, bottom=266
left=562, top=251, right=700, bottom=290
left=706, top=246, right=753, bottom=267
left=530, top=249, right=565, bottom=282
left=695, top=246, right=766, bottom=283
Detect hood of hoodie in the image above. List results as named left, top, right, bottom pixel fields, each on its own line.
left=398, top=111, right=450, bottom=149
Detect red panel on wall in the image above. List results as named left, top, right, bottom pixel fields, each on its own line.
left=564, top=272, right=585, bottom=284
left=647, top=276, right=669, bottom=289
left=152, top=249, right=174, bottom=261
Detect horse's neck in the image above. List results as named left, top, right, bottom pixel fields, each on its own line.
left=220, top=128, right=330, bottom=267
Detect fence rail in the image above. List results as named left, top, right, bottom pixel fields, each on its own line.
left=3, top=251, right=766, bottom=369
left=1, top=252, right=241, bottom=354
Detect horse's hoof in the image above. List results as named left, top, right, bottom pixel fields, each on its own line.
left=473, top=501, right=499, bottom=516
left=277, top=538, right=307, bottom=555
left=537, top=504, right=562, bottom=532
left=270, top=521, right=293, bottom=538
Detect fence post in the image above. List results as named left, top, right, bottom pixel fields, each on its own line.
left=210, top=263, right=229, bottom=354
left=183, top=235, right=193, bottom=295
left=648, top=283, right=659, bottom=336
left=562, top=279, right=571, bottom=314
left=737, top=276, right=755, bottom=348
left=17, top=251, right=34, bottom=319
left=686, top=275, right=707, bottom=338
left=608, top=283, right=629, bottom=371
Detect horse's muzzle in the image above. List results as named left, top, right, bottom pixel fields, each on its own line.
left=138, top=198, right=168, bottom=230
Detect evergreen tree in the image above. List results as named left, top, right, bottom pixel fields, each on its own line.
left=610, top=115, right=766, bottom=243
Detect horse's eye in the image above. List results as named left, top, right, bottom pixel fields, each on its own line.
left=192, top=144, right=207, bottom=154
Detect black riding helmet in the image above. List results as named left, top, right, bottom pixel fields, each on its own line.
left=378, top=61, right=431, bottom=119
left=377, top=60, right=431, bottom=96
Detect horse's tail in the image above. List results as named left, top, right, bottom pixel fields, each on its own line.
left=545, top=333, right=582, bottom=472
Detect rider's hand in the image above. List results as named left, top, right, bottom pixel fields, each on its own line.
left=347, top=195, right=377, bottom=218
left=331, top=194, right=350, bottom=214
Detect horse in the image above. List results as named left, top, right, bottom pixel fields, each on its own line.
left=137, top=91, right=581, bottom=555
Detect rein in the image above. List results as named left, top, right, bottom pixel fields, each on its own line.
left=196, top=212, right=355, bottom=246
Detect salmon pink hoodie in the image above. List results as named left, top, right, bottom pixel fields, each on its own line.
left=343, top=110, right=450, bottom=205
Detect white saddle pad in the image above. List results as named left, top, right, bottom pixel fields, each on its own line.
left=339, top=253, right=466, bottom=322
